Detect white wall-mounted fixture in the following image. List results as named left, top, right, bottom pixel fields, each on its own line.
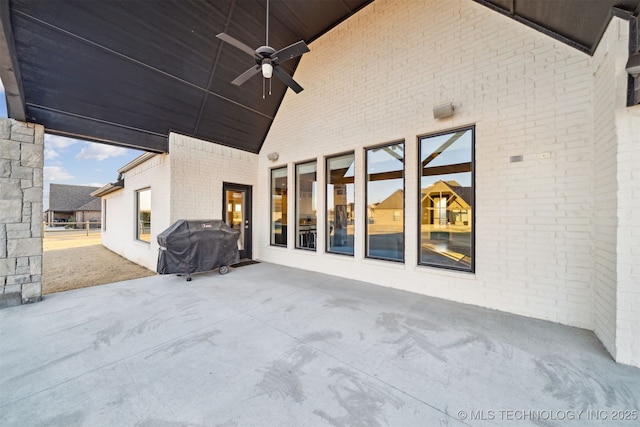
left=626, top=53, right=640, bottom=76
left=267, top=152, right=279, bottom=161
left=433, top=102, right=454, bottom=119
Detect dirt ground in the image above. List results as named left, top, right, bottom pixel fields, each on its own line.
left=43, top=233, right=156, bottom=295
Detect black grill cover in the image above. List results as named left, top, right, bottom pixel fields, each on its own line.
left=157, top=220, right=240, bottom=275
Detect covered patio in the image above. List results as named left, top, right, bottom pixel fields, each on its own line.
left=1, top=263, right=638, bottom=426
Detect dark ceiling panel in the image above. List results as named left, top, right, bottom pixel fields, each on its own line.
left=475, top=0, right=640, bottom=54
left=195, top=95, right=274, bottom=153
left=30, top=106, right=168, bottom=153
left=3, top=0, right=373, bottom=153
left=269, top=1, right=352, bottom=43
left=515, top=1, right=618, bottom=50
left=13, top=12, right=204, bottom=135
left=11, top=0, right=229, bottom=88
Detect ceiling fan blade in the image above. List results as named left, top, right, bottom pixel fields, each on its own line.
left=272, top=40, right=310, bottom=64
left=273, top=66, right=303, bottom=93
left=216, top=33, right=258, bottom=58
left=231, top=66, right=261, bottom=86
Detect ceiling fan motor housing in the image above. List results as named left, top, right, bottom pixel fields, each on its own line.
left=256, top=46, right=276, bottom=63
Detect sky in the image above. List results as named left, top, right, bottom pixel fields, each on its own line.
left=0, top=79, right=145, bottom=209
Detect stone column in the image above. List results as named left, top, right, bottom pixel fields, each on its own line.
left=0, top=118, right=44, bottom=308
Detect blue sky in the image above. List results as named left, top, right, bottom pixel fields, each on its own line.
left=0, top=79, right=145, bottom=209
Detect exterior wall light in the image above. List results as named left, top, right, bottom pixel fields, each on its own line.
left=433, top=102, right=454, bottom=119
left=267, top=152, right=279, bottom=161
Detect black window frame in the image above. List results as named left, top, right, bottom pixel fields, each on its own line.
left=365, top=140, right=406, bottom=263
left=269, top=165, right=288, bottom=247
left=295, top=159, right=318, bottom=251
left=325, top=151, right=355, bottom=256
left=102, top=199, right=107, bottom=232
left=417, top=125, right=475, bottom=273
left=135, top=187, right=151, bottom=244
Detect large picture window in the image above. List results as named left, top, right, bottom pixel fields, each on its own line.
left=136, top=188, right=151, bottom=243
left=270, top=167, right=288, bottom=246
left=419, top=127, right=474, bottom=271
left=326, top=153, right=355, bottom=255
left=296, top=161, right=317, bottom=250
left=366, top=142, right=404, bottom=261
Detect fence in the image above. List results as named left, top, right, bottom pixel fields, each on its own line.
left=43, top=221, right=102, bottom=237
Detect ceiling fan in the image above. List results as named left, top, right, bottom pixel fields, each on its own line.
left=216, top=0, right=310, bottom=96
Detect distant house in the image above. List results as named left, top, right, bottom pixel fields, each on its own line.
left=368, top=189, right=404, bottom=232
left=45, top=183, right=101, bottom=224
left=421, top=180, right=472, bottom=227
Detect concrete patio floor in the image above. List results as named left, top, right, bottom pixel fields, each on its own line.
left=1, top=263, right=639, bottom=426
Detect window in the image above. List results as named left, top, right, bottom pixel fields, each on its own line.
left=136, top=188, right=151, bottom=243
left=295, top=161, right=317, bottom=250
left=102, top=200, right=107, bottom=231
left=366, top=142, right=404, bottom=261
left=326, top=153, right=355, bottom=255
left=419, top=127, right=474, bottom=271
left=270, top=167, right=288, bottom=246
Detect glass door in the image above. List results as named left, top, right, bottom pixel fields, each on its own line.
left=223, top=183, right=252, bottom=259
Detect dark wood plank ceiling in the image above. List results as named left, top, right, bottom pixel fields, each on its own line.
left=1, top=0, right=373, bottom=153
left=474, top=0, right=640, bottom=54
left=1, top=0, right=638, bottom=154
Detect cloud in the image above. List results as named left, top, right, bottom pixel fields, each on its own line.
left=46, top=134, right=79, bottom=150
left=75, top=142, right=127, bottom=161
left=43, top=166, right=74, bottom=182
left=44, top=134, right=79, bottom=162
left=44, top=148, right=59, bottom=160
left=84, top=182, right=105, bottom=188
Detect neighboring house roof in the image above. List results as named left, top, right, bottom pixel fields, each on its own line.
left=375, top=189, right=404, bottom=210
left=49, top=183, right=101, bottom=212
left=76, top=198, right=102, bottom=212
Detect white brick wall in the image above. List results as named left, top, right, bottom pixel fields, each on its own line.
left=101, top=135, right=258, bottom=270
left=169, top=133, right=258, bottom=222
left=615, top=105, right=640, bottom=367
left=591, top=17, right=629, bottom=361
left=256, top=0, right=630, bottom=334
left=101, top=154, right=171, bottom=271
left=95, top=0, right=638, bottom=367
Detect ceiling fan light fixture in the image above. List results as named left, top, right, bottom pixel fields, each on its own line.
left=261, top=60, right=273, bottom=79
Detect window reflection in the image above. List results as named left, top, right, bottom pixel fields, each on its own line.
left=419, top=128, right=473, bottom=271
left=271, top=167, right=288, bottom=246
left=327, top=153, right=355, bottom=255
left=366, top=142, right=404, bottom=261
left=136, top=188, right=151, bottom=243
left=296, top=161, right=317, bottom=250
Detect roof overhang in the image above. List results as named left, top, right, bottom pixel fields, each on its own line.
left=1, top=0, right=639, bottom=155
left=0, top=0, right=373, bottom=153
left=91, top=180, right=124, bottom=198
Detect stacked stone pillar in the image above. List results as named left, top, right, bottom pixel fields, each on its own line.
left=0, top=118, right=44, bottom=308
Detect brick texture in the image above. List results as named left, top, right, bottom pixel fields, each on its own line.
left=256, top=0, right=631, bottom=345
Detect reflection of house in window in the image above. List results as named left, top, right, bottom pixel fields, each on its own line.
left=368, top=189, right=404, bottom=230
left=421, top=181, right=471, bottom=228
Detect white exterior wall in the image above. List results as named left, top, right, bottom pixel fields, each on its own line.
left=101, top=136, right=257, bottom=271
left=590, top=18, right=629, bottom=360
left=101, top=154, right=171, bottom=271
left=168, top=133, right=258, bottom=222
left=615, top=105, right=640, bottom=367
left=256, top=0, right=631, bottom=334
